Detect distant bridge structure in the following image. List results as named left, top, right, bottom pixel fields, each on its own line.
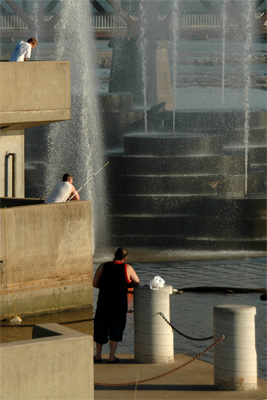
left=0, top=0, right=266, bottom=41
left=0, top=12, right=243, bottom=39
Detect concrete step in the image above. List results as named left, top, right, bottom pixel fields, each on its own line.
left=225, top=145, right=267, bottom=163
left=109, top=195, right=267, bottom=217
left=109, top=154, right=245, bottom=175
left=163, top=110, right=267, bottom=133
left=123, top=133, right=223, bottom=156
left=110, top=234, right=267, bottom=251
left=109, top=214, right=267, bottom=238
left=229, top=127, right=267, bottom=146
left=251, top=163, right=267, bottom=175
left=111, top=172, right=265, bottom=196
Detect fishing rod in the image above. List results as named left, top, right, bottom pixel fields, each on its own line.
left=67, top=161, right=110, bottom=201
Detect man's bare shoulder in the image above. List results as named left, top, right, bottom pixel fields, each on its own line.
left=93, top=263, right=106, bottom=288
left=96, top=263, right=105, bottom=272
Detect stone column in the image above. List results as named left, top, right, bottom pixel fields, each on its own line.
left=214, top=305, right=257, bottom=390
left=134, top=285, right=174, bottom=363
left=109, top=38, right=173, bottom=110
left=154, top=40, right=173, bottom=110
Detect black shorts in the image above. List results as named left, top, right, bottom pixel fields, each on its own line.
left=94, top=314, right=127, bottom=344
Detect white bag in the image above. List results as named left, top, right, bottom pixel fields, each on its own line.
left=149, top=276, right=165, bottom=290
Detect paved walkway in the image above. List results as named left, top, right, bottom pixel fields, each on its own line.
left=94, top=354, right=267, bottom=400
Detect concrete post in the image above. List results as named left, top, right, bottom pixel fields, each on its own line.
left=134, top=285, right=174, bottom=363
left=214, top=305, right=257, bottom=391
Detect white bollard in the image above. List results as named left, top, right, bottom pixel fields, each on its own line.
left=214, top=305, right=257, bottom=391
left=134, top=285, right=174, bottom=363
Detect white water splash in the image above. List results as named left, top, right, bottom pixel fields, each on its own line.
left=170, top=0, right=180, bottom=132
left=242, top=0, right=254, bottom=196
left=139, top=0, right=148, bottom=133
left=32, top=0, right=40, bottom=59
left=45, top=0, right=107, bottom=248
left=221, top=0, right=227, bottom=110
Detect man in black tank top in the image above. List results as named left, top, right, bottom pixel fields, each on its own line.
left=93, top=248, right=140, bottom=363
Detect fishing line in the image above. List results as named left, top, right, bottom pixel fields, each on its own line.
left=67, top=161, right=110, bottom=201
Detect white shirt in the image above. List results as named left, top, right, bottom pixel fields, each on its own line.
left=45, top=182, right=72, bottom=204
left=9, top=41, right=32, bottom=62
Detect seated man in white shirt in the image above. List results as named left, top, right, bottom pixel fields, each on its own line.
left=45, top=174, right=80, bottom=204
left=9, top=38, right=37, bottom=62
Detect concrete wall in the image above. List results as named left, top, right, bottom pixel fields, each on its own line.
left=0, top=323, right=94, bottom=400
left=0, top=129, right=25, bottom=197
left=0, top=201, right=93, bottom=318
left=0, top=61, right=71, bottom=130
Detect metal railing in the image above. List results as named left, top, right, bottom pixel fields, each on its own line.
left=0, top=12, right=263, bottom=31
left=1, top=15, right=28, bottom=29
left=181, top=13, right=238, bottom=27
left=92, top=14, right=127, bottom=30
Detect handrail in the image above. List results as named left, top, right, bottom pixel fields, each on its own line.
left=0, top=12, right=261, bottom=31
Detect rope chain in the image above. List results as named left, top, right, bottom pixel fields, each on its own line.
left=159, top=312, right=214, bottom=341
left=94, top=334, right=225, bottom=387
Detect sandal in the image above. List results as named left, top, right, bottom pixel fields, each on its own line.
left=108, top=356, right=120, bottom=364
left=94, top=356, right=103, bottom=363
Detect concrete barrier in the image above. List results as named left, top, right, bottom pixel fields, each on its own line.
left=0, top=323, right=94, bottom=400
left=134, top=285, right=174, bottom=363
left=214, top=305, right=257, bottom=391
left=0, top=61, right=71, bottom=130
left=0, top=201, right=93, bottom=318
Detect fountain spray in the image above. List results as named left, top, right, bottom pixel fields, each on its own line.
left=242, top=0, right=254, bottom=197
left=44, top=0, right=108, bottom=248
left=139, top=0, right=148, bottom=133
left=171, top=0, right=180, bottom=132
left=221, top=0, right=227, bottom=110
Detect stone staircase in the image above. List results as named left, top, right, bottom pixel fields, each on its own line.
left=108, top=130, right=266, bottom=251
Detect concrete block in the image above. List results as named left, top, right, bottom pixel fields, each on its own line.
left=0, top=323, right=94, bottom=400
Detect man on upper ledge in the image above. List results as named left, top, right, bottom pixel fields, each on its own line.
left=45, top=173, right=80, bottom=204
left=9, top=37, right=38, bottom=62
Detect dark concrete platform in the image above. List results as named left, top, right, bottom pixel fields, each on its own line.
left=107, top=125, right=266, bottom=252
left=111, top=172, right=264, bottom=195
left=109, top=154, right=245, bottom=175
left=124, top=133, right=223, bottom=156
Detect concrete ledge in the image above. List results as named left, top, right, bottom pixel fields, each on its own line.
left=0, top=61, right=71, bottom=130
left=1, top=323, right=94, bottom=400
left=1, top=109, right=71, bottom=128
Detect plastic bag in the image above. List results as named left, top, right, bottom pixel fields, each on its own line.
left=149, top=276, right=165, bottom=290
